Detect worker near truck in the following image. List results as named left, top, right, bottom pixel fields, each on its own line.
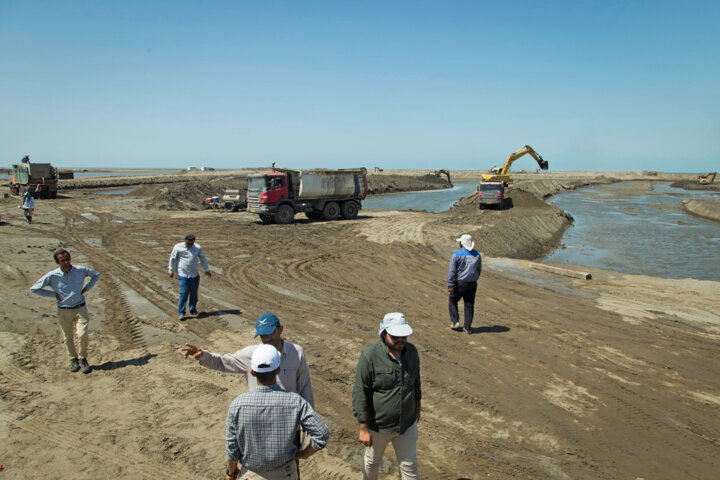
left=223, top=344, right=329, bottom=480
left=446, top=234, right=482, bottom=334
left=168, top=234, right=211, bottom=319
left=353, top=312, right=422, bottom=480
left=30, top=249, right=100, bottom=374
left=20, top=190, right=35, bottom=223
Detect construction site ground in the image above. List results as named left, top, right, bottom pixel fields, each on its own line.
left=1, top=171, right=719, bottom=480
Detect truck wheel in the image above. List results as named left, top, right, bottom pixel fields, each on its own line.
left=275, top=204, right=295, bottom=224
left=341, top=201, right=359, bottom=219
left=259, top=214, right=273, bottom=224
left=224, top=202, right=236, bottom=212
left=10, top=184, right=19, bottom=196
left=323, top=202, right=340, bottom=220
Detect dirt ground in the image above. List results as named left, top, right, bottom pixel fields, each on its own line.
left=1, top=172, right=719, bottom=480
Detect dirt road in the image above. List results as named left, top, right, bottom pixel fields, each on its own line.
left=1, top=175, right=718, bottom=479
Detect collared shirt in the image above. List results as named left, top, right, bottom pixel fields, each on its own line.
left=168, top=242, right=209, bottom=278
left=447, top=247, right=482, bottom=285
left=352, top=340, right=421, bottom=435
left=199, top=341, right=314, bottom=406
left=30, top=265, right=100, bottom=308
left=225, top=384, right=329, bottom=471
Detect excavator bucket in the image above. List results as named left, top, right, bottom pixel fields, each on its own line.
left=538, top=157, right=549, bottom=170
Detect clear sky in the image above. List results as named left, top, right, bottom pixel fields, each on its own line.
left=1, top=1, right=718, bottom=172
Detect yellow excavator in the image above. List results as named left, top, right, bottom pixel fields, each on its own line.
left=482, top=145, right=548, bottom=183
left=698, top=172, right=716, bottom=185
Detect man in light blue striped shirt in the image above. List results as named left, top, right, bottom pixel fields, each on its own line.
left=30, top=249, right=100, bottom=374
left=224, top=345, right=329, bottom=480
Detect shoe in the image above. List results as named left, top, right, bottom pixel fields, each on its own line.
left=465, top=329, right=472, bottom=335
left=179, top=313, right=186, bottom=320
left=79, top=358, right=92, bottom=374
left=451, top=322, right=460, bottom=329
left=70, top=358, right=80, bottom=372
left=189, top=310, right=198, bottom=316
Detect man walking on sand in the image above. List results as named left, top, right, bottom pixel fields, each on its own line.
left=353, top=312, right=421, bottom=480
left=447, top=233, right=482, bottom=334
left=30, top=249, right=100, bottom=374
left=20, top=190, right=35, bottom=223
left=168, top=234, right=210, bottom=319
left=223, top=344, right=329, bottom=480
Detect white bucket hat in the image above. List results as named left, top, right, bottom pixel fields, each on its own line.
left=379, top=312, right=413, bottom=337
left=456, top=234, right=474, bottom=250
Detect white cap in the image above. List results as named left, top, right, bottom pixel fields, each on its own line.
left=251, top=344, right=281, bottom=373
left=378, top=312, right=413, bottom=337
left=456, top=234, right=474, bottom=250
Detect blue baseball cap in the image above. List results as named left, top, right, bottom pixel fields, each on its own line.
left=255, top=313, right=281, bottom=337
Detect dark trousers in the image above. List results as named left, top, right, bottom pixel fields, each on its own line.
left=178, top=275, right=200, bottom=315
left=449, top=281, right=477, bottom=331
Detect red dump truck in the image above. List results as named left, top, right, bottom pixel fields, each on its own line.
left=246, top=167, right=368, bottom=224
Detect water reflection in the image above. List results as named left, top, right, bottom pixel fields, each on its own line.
left=546, top=182, right=720, bottom=281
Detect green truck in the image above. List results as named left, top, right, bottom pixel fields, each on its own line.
left=10, top=162, right=73, bottom=198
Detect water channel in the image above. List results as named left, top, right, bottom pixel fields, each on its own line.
left=365, top=181, right=720, bottom=282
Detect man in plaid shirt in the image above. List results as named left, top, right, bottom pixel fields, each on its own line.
left=224, top=344, right=329, bottom=480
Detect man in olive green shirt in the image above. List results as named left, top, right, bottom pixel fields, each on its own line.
left=352, top=312, right=421, bottom=480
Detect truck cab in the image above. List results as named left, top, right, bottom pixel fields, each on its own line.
left=247, top=173, right=290, bottom=215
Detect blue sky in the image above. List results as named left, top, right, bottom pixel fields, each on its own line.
left=1, top=1, right=718, bottom=172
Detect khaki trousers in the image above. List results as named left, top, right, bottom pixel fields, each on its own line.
left=363, top=422, right=419, bottom=480
left=57, top=305, right=90, bottom=359
left=239, top=461, right=297, bottom=480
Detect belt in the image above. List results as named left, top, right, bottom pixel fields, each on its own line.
left=59, top=302, right=85, bottom=310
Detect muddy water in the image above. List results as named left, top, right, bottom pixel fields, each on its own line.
left=363, top=181, right=478, bottom=212
left=546, top=182, right=720, bottom=281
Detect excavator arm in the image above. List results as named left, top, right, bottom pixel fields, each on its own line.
left=482, top=145, right=548, bottom=183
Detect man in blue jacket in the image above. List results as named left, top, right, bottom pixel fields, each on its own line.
left=447, top=234, right=482, bottom=334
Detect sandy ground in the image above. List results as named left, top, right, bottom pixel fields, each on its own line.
left=1, top=172, right=719, bottom=480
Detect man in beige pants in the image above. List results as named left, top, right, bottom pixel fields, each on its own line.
left=30, top=249, right=100, bottom=374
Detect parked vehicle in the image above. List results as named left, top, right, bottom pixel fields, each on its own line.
left=10, top=162, right=73, bottom=198
left=221, top=189, right=246, bottom=211
left=246, top=167, right=368, bottom=224
left=478, top=181, right=505, bottom=209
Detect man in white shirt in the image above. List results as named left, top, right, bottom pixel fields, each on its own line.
left=168, top=234, right=211, bottom=319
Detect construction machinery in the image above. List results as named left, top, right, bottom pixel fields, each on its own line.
left=481, top=145, right=548, bottom=183
left=246, top=167, right=368, bottom=224
left=698, top=172, right=716, bottom=185
left=434, top=169, right=452, bottom=184
left=10, top=162, right=74, bottom=198
left=478, top=181, right=505, bottom=209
